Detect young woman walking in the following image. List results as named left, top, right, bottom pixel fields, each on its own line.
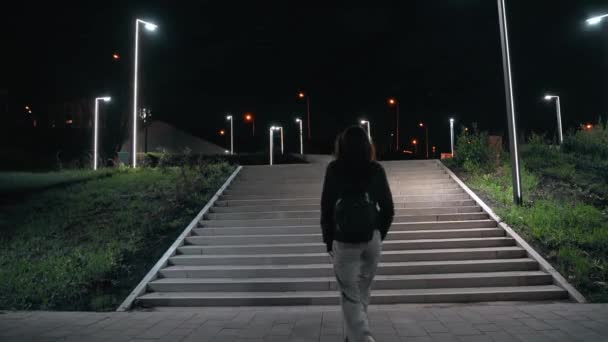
left=321, top=126, right=395, bottom=342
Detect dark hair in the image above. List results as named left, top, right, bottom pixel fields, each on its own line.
left=335, top=125, right=376, bottom=163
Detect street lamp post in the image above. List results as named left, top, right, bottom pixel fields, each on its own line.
left=93, top=97, right=111, bottom=170
left=132, top=18, right=158, bottom=168
left=278, top=126, right=284, bottom=154
left=298, top=92, right=311, bottom=140
left=245, top=113, right=255, bottom=136
left=497, top=0, right=523, bottom=205
left=226, top=115, right=234, bottom=154
left=419, top=122, right=429, bottom=159
left=388, top=98, right=400, bottom=151
left=544, top=95, right=564, bottom=145
left=449, top=118, right=455, bottom=157
left=269, top=126, right=280, bottom=165
left=360, top=120, right=372, bottom=142
left=295, top=118, right=304, bottom=155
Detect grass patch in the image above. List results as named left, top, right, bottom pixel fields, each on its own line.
left=0, top=169, right=114, bottom=195
left=0, top=162, right=234, bottom=311
left=445, top=126, right=608, bottom=302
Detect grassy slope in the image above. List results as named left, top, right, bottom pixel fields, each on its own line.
left=0, top=163, right=234, bottom=311
left=445, top=137, right=608, bottom=302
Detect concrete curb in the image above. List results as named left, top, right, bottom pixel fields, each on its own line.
left=116, top=165, right=244, bottom=311
left=435, top=160, right=586, bottom=303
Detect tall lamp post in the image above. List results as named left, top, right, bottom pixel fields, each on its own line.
left=544, top=95, right=564, bottom=145
left=244, top=113, right=255, bottom=136
left=226, top=115, right=234, bottom=154
left=132, top=18, right=158, bottom=168
left=269, top=126, right=280, bottom=165
left=278, top=126, right=284, bottom=154
left=419, top=122, right=429, bottom=159
left=449, top=118, right=455, bottom=157
left=497, top=0, right=523, bottom=205
left=360, top=120, right=372, bottom=142
left=388, top=98, right=400, bottom=151
left=295, top=118, right=304, bottom=155
left=93, top=97, right=111, bottom=170
left=298, top=92, right=311, bottom=140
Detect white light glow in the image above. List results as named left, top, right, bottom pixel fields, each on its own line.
left=587, top=15, right=607, bottom=26
left=145, top=23, right=158, bottom=31
left=544, top=95, right=556, bottom=101
left=295, top=118, right=301, bottom=123
left=94, top=96, right=111, bottom=171
left=226, top=115, right=232, bottom=120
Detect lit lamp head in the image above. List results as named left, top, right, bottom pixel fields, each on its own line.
left=388, top=98, right=397, bottom=105
left=419, top=122, right=424, bottom=127
left=544, top=95, right=556, bottom=101
left=298, top=92, right=305, bottom=99
left=360, top=120, right=368, bottom=125
left=587, top=15, right=606, bottom=26
left=101, top=97, right=111, bottom=102
left=144, top=22, right=158, bottom=31
left=450, top=118, right=455, bottom=123
left=295, top=118, right=302, bottom=123
left=226, top=115, right=232, bottom=121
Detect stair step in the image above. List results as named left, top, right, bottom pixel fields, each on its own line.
left=159, top=259, right=540, bottom=278
left=223, top=188, right=464, bottom=198
left=168, top=247, right=526, bottom=266
left=148, top=272, right=553, bottom=292
left=137, top=285, right=567, bottom=306
left=216, top=194, right=470, bottom=207
left=206, top=206, right=482, bottom=220
left=199, top=213, right=488, bottom=228
left=210, top=200, right=478, bottom=212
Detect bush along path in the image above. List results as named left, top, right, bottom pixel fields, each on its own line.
left=0, top=162, right=234, bottom=311
left=444, top=123, right=608, bottom=302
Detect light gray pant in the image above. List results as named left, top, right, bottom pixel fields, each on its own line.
left=332, top=230, right=382, bottom=342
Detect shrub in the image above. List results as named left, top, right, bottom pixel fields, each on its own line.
left=452, top=124, right=492, bottom=174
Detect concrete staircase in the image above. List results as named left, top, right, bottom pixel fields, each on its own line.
left=136, top=160, right=568, bottom=307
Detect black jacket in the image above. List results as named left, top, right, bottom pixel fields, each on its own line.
left=320, top=160, right=395, bottom=252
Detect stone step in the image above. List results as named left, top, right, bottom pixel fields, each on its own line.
left=216, top=194, right=471, bottom=207
left=148, top=271, right=553, bottom=293
left=209, top=200, right=478, bottom=213
left=168, top=247, right=527, bottom=266
left=179, top=236, right=514, bottom=255
left=159, top=258, right=540, bottom=278
left=199, top=213, right=488, bottom=228
left=221, top=188, right=464, bottom=200
left=137, top=285, right=567, bottom=306
left=222, top=188, right=465, bottom=199
left=204, top=206, right=481, bottom=220
left=224, top=185, right=462, bottom=196
left=185, top=229, right=508, bottom=248
left=230, top=178, right=457, bottom=189
left=192, top=220, right=497, bottom=242
left=205, top=206, right=482, bottom=220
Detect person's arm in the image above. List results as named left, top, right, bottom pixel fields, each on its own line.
left=320, top=162, right=338, bottom=252
left=375, top=164, right=394, bottom=240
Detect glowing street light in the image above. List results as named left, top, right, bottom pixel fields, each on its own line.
left=93, top=96, right=112, bottom=170
left=449, top=118, right=455, bottom=157
left=360, top=120, right=371, bottom=142
left=244, top=113, right=255, bottom=136
left=586, top=14, right=608, bottom=26
left=132, top=18, right=158, bottom=168
left=295, top=118, right=304, bottom=155
left=419, top=122, right=429, bottom=159
left=543, top=94, right=564, bottom=144
left=226, top=115, right=234, bottom=154
left=496, top=0, right=523, bottom=205
left=388, top=98, right=400, bottom=151
left=269, top=126, right=281, bottom=165
left=297, top=92, right=311, bottom=140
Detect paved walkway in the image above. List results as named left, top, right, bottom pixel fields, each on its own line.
left=1, top=303, right=607, bottom=342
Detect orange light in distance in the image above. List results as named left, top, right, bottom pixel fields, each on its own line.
left=244, top=113, right=253, bottom=122
left=298, top=92, right=305, bottom=99
left=388, top=98, right=397, bottom=106
left=112, top=53, right=120, bottom=60
left=219, top=130, right=225, bottom=136
left=412, top=139, right=418, bottom=145
left=419, top=122, right=424, bottom=127
left=585, top=124, right=593, bottom=130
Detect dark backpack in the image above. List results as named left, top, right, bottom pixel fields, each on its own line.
left=334, top=191, right=379, bottom=243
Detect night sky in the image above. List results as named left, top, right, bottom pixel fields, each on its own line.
left=3, top=0, right=608, bottom=153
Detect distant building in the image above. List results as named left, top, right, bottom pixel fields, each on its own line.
left=121, top=121, right=226, bottom=155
